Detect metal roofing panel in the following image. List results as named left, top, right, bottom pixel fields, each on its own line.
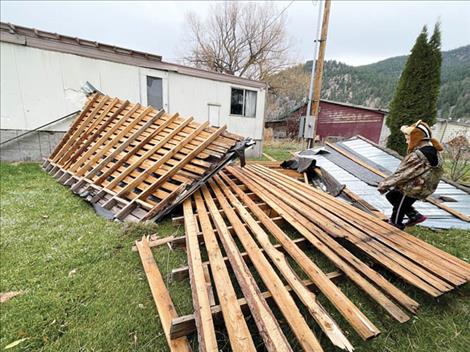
left=303, top=139, right=470, bottom=230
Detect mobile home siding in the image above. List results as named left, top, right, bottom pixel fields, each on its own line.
left=0, top=41, right=265, bottom=160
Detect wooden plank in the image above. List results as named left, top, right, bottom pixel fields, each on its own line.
left=252, top=164, right=470, bottom=282
left=48, top=94, right=99, bottom=160
left=226, top=168, right=396, bottom=337
left=271, top=163, right=470, bottom=276
left=103, top=116, right=196, bottom=193
left=213, top=175, right=353, bottom=351
left=135, top=236, right=191, bottom=352
left=183, top=200, right=218, bottom=351
left=137, top=184, right=187, bottom=222
left=68, top=104, right=145, bottom=173
left=135, top=125, right=227, bottom=203
left=226, top=170, right=419, bottom=314
left=93, top=113, right=180, bottom=185
left=225, top=169, right=418, bottom=319
left=200, top=185, right=292, bottom=352
left=105, top=122, right=210, bottom=210
left=341, top=187, right=388, bottom=220
left=249, top=165, right=454, bottom=295
left=62, top=97, right=122, bottom=169
left=170, top=271, right=343, bottom=340
left=53, top=96, right=111, bottom=164
left=170, top=237, right=310, bottom=282
left=193, top=191, right=256, bottom=352
left=70, top=110, right=167, bottom=192
left=45, top=95, right=243, bottom=222
left=76, top=110, right=165, bottom=177
left=202, top=265, right=216, bottom=307
left=208, top=180, right=325, bottom=351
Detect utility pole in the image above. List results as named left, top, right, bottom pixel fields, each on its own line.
left=306, top=0, right=331, bottom=149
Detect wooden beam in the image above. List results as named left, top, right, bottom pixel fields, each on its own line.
left=48, top=94, right=99, bottom=160
left=251, top=164, right=470, bottom=283
left=102, top=116, right=195, bottom=192
left=170, top=237, right=311, bottom=282
left=208, top=179, right=325, bottom=351
left=192, top=191, right=256, bottom=352
left=170, top=271, right=343, bottom=339
left=200, top=185, right=292, bottom=352
left=183, top=200, right=218, bottom=351
left=213, top=175, right=353, bottom=351
left=135, top=236, right=191, bottom=352
left=53, top=96, right=111, bottom=164
left=93, top=113, right=180, bottom=186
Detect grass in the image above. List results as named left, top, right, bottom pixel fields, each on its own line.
left=0, top=163, right=192, bottom=351
left=1, top=157, right=469, bottom=351
left=256, top=139, right=304, bottom=161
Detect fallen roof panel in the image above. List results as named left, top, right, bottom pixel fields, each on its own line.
left=42, top=93, right=247, bottom=221
left=298, top=136, right=470, bottom=229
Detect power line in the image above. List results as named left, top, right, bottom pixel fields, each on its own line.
left=266, top=0, right=295, bottom=29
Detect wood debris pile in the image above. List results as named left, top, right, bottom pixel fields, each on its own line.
left=42, top=94, right=246, bottom=221
left=136, top=164, right=470, bottom=351
left=41, top=94, right=469, bottom=351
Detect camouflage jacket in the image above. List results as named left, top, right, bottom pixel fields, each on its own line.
left=379, top=144, right=444, bottom=199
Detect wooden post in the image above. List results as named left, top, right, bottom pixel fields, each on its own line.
left=307, top=0, right=331, bottom=148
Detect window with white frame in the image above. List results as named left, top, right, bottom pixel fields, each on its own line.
left=230, top=88, right=257, bottom=117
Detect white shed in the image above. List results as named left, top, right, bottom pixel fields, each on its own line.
left=0, top=22, right=266, bottom=160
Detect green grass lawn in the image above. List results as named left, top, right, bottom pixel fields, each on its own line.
left=1, top=161, right=469, bottom=351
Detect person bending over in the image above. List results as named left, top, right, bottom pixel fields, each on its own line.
left=377, top=120, right=444, bottom=229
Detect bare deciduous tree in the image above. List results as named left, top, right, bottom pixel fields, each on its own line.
left=445, top=134, right=470, bottom=182
left=184, top=2, right=291, bottom=80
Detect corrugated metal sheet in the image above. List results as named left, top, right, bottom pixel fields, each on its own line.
left=300, top=137, right=470, bottom=230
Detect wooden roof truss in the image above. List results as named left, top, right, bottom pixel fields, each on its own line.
left=42, top=94, right=246, bottom=222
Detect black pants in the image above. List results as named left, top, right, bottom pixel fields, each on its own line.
left=385, top=189, right=418, bottom=225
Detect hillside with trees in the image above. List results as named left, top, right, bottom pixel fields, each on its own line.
left=266, top=45, right=470, bottom=121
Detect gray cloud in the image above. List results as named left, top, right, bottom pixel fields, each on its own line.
left=1, top=1, right=469, bottom=66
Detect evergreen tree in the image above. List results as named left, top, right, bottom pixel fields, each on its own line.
left=429, top=22, right=442, bottom=118
left=386, top=24, right=442, bottom=155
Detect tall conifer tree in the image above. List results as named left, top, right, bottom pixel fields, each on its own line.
left=386, top=24, right=442, bottom=155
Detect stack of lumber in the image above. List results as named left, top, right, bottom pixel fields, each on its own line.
left=42, top=94, right=245, bottom=221
left=136, top=164, right=470, bottom=351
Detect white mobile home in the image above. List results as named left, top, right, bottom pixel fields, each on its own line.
left=0, top=22, right=266, bottom=160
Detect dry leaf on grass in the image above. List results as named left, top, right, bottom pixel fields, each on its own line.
left=0, top=291, right=24, bottom=303
left=4, top=338, right=28, bottom=349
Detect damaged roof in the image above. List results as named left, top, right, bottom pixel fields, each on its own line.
left=298, top=136, right=470, bottom=230
left=43, top=94, right=248, bottom=222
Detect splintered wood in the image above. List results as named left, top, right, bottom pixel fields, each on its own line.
left=42, top=94, right=243, bottom=221
left=136, top=164, right=470, bottom=352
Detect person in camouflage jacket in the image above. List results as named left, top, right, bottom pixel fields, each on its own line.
left=378, top=120, right=444, bottom=229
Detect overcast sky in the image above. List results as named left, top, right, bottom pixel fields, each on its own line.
left=1, top=1, right=469, bottom=66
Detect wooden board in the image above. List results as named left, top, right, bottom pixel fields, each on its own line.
left=135, top=236, right=192, bottom=352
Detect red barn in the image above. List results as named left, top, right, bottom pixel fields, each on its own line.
left=265, top=100, right=388, bottom=143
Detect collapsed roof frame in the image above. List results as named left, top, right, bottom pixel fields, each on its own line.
left=43, top=93, right=250, bottom=221
left=136, top=165, right=470, bottom=351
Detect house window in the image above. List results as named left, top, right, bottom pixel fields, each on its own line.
left=147, top=76, right=163, bottom=110
left=230, top=88, right=257, bottom=117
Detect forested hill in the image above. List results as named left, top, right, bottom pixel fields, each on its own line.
left=266, top=45, right=470, bottom=121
